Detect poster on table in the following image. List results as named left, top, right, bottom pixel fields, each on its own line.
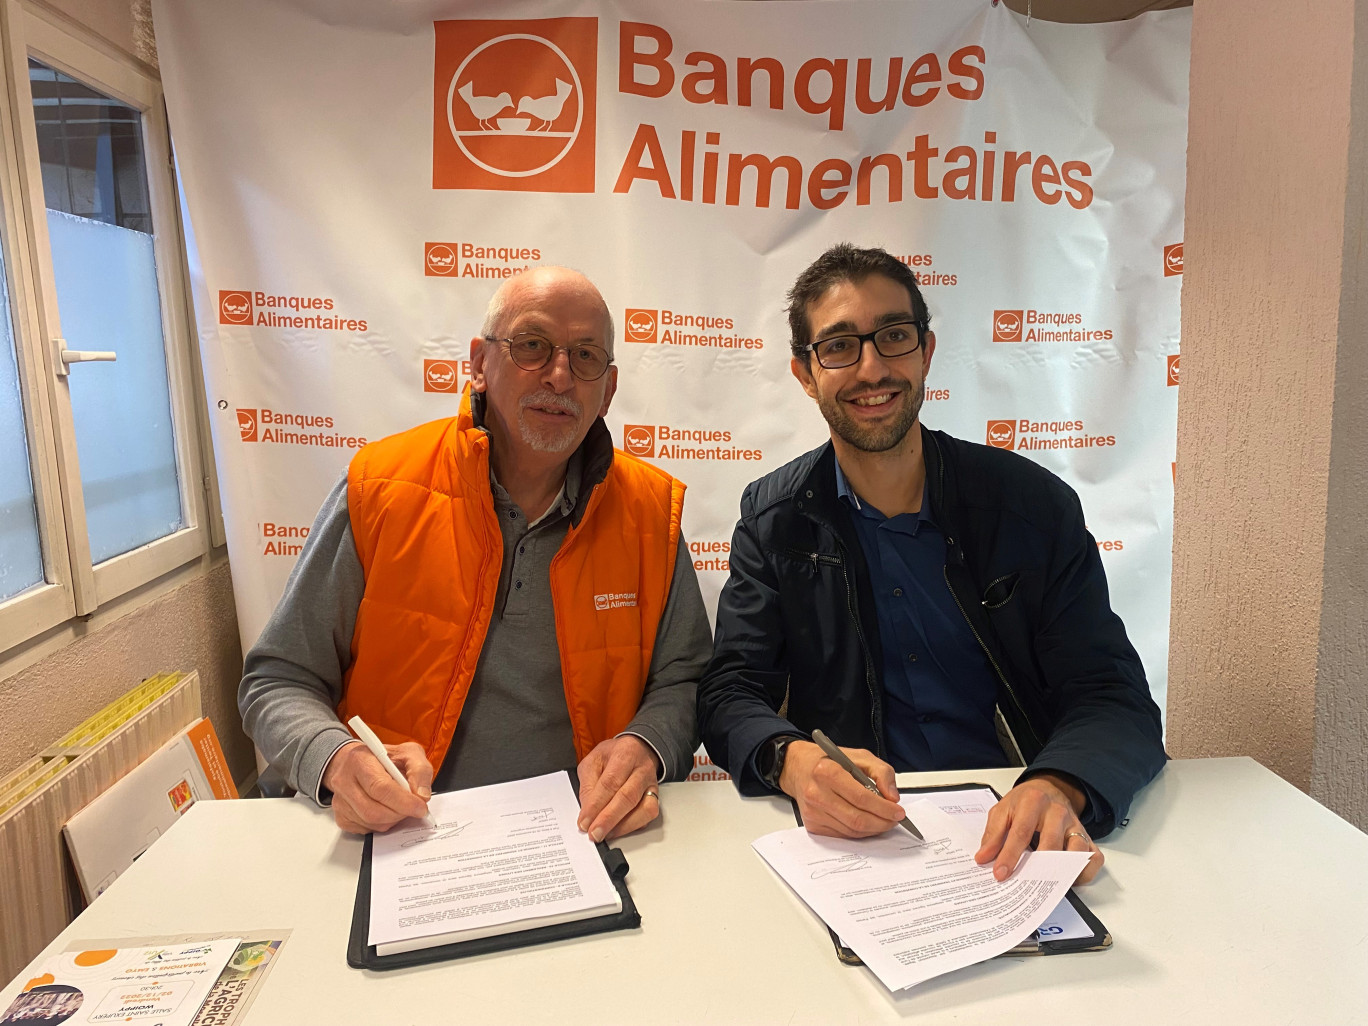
left=153, top=0, right=1190, bottom=774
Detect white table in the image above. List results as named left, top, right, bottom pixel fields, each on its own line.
left=3, top=757, right=1365, bottom=1024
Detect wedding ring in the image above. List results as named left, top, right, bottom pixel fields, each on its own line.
left=1065, top=830, right=1089, bottom=844
left=643, top=789, right=660, bottom=802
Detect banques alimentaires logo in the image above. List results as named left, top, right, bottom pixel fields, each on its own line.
left=622, top=423, right=762, bottom=461
left=235, top=408, right=367, bottom=449
left=611, top=24, right=1097, bottom=212
left=218, top=290, right=367, bottom=332
left=623, top=307, right=763, bottom=349
left=431, top=18, right=1103, bottom=211
left=433, top=18, right=597, bottom=192
left=986, top=418, right=1115, bottom=452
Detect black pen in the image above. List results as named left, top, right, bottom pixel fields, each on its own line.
left=811, top=729, right=923, bottom=840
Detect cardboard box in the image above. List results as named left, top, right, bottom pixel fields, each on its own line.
left=62, top=718, right=236, bottom=901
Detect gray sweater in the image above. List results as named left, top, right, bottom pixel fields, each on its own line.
left=239, top=422, right=710, bottom=803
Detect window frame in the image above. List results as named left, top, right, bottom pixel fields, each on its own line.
left=0, top=0, right=217, bottom=648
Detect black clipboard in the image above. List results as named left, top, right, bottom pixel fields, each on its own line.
left=347, top=772, right=641, bottom=971
left=793, top=781, right=1111, bottom=965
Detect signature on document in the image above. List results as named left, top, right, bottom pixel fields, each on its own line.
left=400, top=820, right=470, bottom=847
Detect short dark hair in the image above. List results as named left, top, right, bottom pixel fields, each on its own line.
left=785, top=243, right=932, bottom=359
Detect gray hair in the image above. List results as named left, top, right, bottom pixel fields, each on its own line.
left=480, top=269, right=615, bottom=356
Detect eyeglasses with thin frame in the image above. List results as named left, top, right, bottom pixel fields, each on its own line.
left=485, top=333, right=613, bottom=381
left=805, top=320, right=928, bottom=369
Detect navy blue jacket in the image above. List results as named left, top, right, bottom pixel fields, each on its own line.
left=697, top=427, right=1166, bottom=837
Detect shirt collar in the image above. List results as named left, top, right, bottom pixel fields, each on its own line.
left=833, top=456, right=935, bottom=528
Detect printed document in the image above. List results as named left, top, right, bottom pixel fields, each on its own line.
left=753, top=801, right=1091, bottom=991
left=367, top=771, right=621, bottom=956
left=912, top=787, right=1095, bottom=942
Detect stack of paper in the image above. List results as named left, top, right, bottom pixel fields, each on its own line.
left=367, top=771, right=622, bottom=956
left=753, top=800, right=1092, bottom=991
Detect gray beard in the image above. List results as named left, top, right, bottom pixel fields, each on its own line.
left=518, top=390, right=584, bottom=453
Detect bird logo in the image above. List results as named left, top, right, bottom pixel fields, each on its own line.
left=424, top=360, right=459, bottom=392
left=516, top=79, right=572, bottom=131
left=993, top=310, right=1023, bottom=343
left=441, top=29, right=589, bottom=181
left=624, top=425, right=655, bottom=457
left=986, top=420, right=1016, bottom=449
left=424, top=243, right=457, bottom=276
left=219, top=290, right=253, bottom=324
left=457, top=81, right=513, bottom=131
left=624, top=309, right=658, bottom=343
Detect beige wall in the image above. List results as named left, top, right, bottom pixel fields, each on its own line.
left=1311, top=0, right=1368, bottom=825
left=0, top=559, right=252, bottom=785
left=1169, top=0, right=1368, bottom=829
left=38, top=0, right=154, bottom=65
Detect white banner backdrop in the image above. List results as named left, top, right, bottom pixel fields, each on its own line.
left=153, top=0, right=1189, bottom=775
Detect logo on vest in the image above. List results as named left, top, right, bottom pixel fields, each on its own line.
left=434, top=17, right=597, bottom=193
left=594, top=591, right=637, bottom=611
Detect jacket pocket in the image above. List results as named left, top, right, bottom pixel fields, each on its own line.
left=981, top=571, right=1021, bottom=610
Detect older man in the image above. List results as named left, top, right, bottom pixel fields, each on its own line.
left=698, top=244, right=1165, bottom=883
left=241, top=267, right=709, bottom=841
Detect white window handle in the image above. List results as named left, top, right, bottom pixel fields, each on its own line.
left=54, top=337, right=117, bottom=376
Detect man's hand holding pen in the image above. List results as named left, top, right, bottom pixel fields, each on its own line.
left=779, top=740, right=907, bottom=838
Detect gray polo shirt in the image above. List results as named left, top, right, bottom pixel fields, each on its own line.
left=239, top=433, right=710, bottom=803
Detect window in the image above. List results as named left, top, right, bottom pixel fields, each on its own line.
left=0, top=5, right=215, bottom=650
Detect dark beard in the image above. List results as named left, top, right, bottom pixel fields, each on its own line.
left=817, top=376, right=923, bottom=453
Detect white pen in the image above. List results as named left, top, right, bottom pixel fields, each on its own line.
left=347, top=715, right=438, bottom=829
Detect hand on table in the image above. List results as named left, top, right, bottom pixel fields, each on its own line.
left=322, top=739, right=433, bottom=834
left=780, top=741, right=905, bottom=838
left=576, top=735, right=662, bottom=842
left=975, top=773, right=1103, bottom=884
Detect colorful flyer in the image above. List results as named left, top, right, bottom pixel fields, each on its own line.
left=1, top=939, right=240, bottom=1026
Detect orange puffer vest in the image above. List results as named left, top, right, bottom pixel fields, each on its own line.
left=337, top=392, right=684, bottom=771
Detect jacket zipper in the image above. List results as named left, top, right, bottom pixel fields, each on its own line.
left=942, top=562, right=1041, bottom=755
left=929, top=441, right=1041, bottom=755
left=791, top=543, right=883, bottom=755
left=981, top=571, right=1018, bottom=606
left=836, top=549, right=883, bottom=758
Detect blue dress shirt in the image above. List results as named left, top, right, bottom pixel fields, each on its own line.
left=835, top=460, right=1008, bottom=772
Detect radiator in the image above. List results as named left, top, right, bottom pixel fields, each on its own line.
left=0, top=671, right=202, bottom=984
